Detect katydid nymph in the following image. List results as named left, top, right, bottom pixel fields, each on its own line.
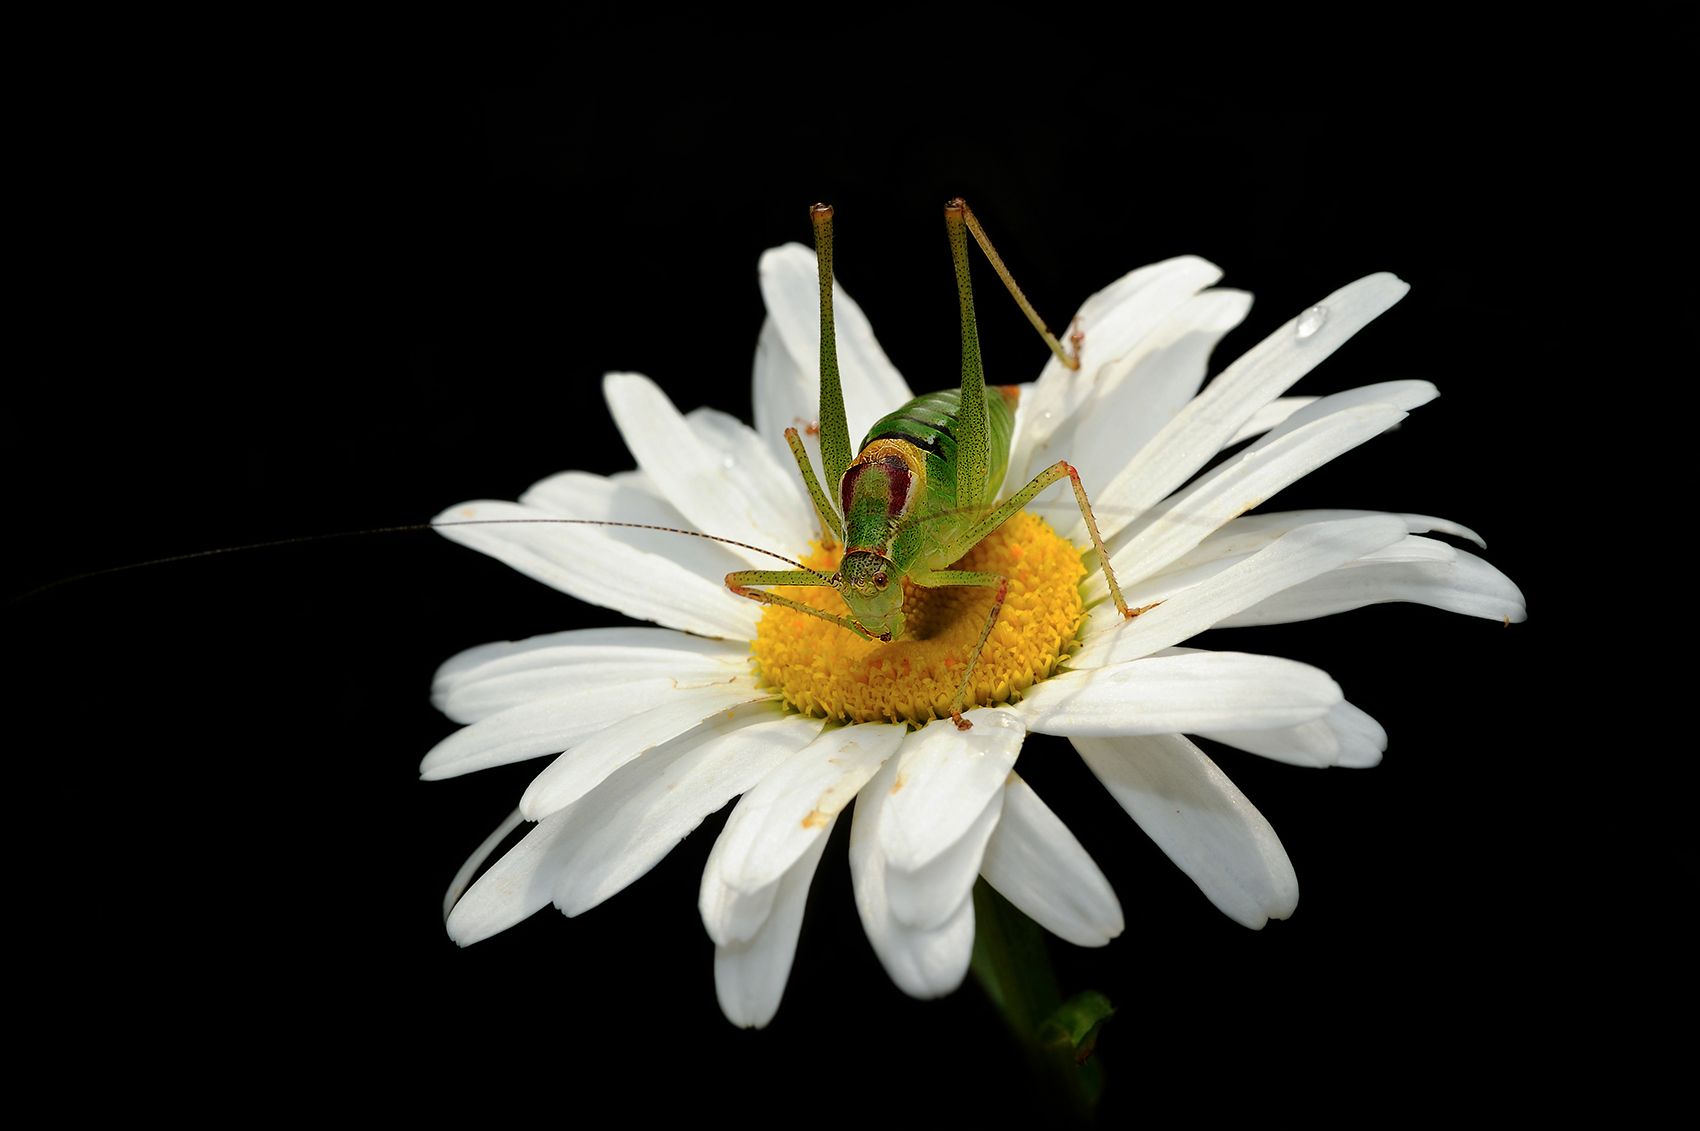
left=725, top=201, right=1140, bottom=730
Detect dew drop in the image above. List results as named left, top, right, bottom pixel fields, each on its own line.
left=721, top=455, right=736, bottom=470
left=1295, top=305, right=1328, bottom=340
left=1041, top=410, right=1055, bottom=422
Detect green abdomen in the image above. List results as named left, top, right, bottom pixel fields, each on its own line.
left=861, top=387, right=1016, bottom=503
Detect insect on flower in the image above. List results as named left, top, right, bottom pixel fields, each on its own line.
left=724, top=201, right=1141, bottom=729
left=428, top=198, right=1527, bottom=1030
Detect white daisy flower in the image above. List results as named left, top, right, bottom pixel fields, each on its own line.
left=426, top=243, right=1525, bottom=1028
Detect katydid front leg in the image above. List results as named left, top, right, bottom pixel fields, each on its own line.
left=724, top=569, right=885, bottom=642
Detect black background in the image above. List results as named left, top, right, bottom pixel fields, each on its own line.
left=9, top=14, right=1627, bottom=1122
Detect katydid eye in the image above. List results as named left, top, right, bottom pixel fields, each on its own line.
left=873, top=572, right=888, bottom=588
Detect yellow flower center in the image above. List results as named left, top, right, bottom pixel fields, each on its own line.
left=751, top=511, right=1086, bottom=725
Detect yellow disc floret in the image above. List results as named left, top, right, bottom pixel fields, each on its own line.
left=751, top=511, right=1086, bottom=725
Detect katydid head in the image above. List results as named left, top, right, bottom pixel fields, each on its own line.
left=837, top=550, right=903, bottom=642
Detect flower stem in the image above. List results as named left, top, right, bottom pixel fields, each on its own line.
left=970, top=881, right=1114, bottom=1118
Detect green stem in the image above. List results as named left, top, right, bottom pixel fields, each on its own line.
left=970, top=881, right=1116, bottom=1118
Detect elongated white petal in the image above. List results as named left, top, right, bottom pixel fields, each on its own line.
left=433, top=499, right=759, bottom=640
left=1020, top=651, right=1342, bottom=736
left=1073, top=516, right=1410, bottom=667
left=751, top=317, right=817, bottom=491
left=519, top=682, right=774, bottom=819
left=1252, top=380, right=1436, bottom=449
left=1085, top=526, right=1459, bottom=631
left=1170, top=509, right=1488, bottom=561
left=756, top=245, right=913, bottom=475
left=1104, top=404, right=1408, bottom=585
left=684, top=405, right=812, bottom=537
left=432, top=627, right=750, bottom=723
left=552, top=708, right=822, bottom=916
left=979, top=774, right=1123, bottom=946
left=1084, top=518, right=1484, bottom=631
left=446, top=705, right=810, bottom=943
left=1093, top=274, right=1410, bottom=540
left=1226, top=397, right=1317, bottom=446
left=421, top=676, right=739, bottom=780
left=1216, top=547, right=1527, bottom=626
left=604, top=374, right=811, bottom=564
left=850, top=751, right=977, bottom=999
left=700, top=722, right=905, bottom=946
left=715, top=825, right=832, bottom=1029
left=519, top=469, right=749, bottom=584
left=442, top=808, right=525, bottom=922
left=435, top=626, right=734, bottom=689
left=1011, top=257, right=1224, bottom=487
left=887, top=794, right=1004, bottom=931
left=1027, top=289, right=1253, bottom=540
left=446, top=807, right=575, bottom=946
left=881, top=710, right=1025, bottom=928
left=1200, top=699, right=1387, bottom=769
left=1075, top=733, right=1298, bottom=928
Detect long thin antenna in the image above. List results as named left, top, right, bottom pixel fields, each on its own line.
left=10, top=518, right=819, bottom=604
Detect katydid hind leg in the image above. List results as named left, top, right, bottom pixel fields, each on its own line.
left=809, top=204, right=854, bottom=496
left=943, top=200, right=991, bottom=513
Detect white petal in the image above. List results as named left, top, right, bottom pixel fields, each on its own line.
left=1167, top=509, right=1488, bottom=561
left=518, top=682, right=774, bottom=819
left=1200, top=699, right=1388, bottom=768
left=1216, top=547, right=1527, bottom=626
left=1010, top=257, right=1224, bottom=488
left=1085, top=516, right=1471, bottom=627
left=757, top=244, right=913, bottom=463
left=1225, top=397, right=1317, bottom=446
left=446, top=807, right=575, bottom=946
left=752, top=316, right=819, bottom=490
left=441, top=808, right=525, bottom=922
left=521, top=469, right=749, bottom=584
left=979, top=773, right=1123, bottom=947
left=552, top=708, right=823, bottom=915
left=1084, top=523, right=1479, bottom=632
left=447, top=707, right=811, bottom=944
left=684, top=405, right=812, bottom=536
left=699, top=722, right=905, bottom=946
left=433, top=499, right=759, bottom=640
left=881, top=709, right=1025, bottom=930
left=432, top=627, right=749, bottom=723
left=1024, top=289, right=1252, bottom=540
left=1074, top=733, right=1298, bottom=928
left=1019, top=651, right=1342, bottom=736
left=420, top=676, right=738, bottom=780
left=850, top=751, right=977, bottom=999
left=1093, top=273, right=1410, bottom=539
left=1250, top=380, right=1437, bottom=449
left=714, top=825, right=833, bottom=1029
left=1073, top=516, right=1410, bottom=668
left=1103, top=404, right=1409, bottom=586
left=603, top=373, right=811, bottom=563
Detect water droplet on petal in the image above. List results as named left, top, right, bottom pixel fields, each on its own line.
left=1296, top=305, right=1328, bottom=340
left=722, top=455, right=736, bottom=470
left=1041, top=410, right=1054, bottom=422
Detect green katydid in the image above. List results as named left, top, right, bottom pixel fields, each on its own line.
left=725, top=200, right=1140, bottom=730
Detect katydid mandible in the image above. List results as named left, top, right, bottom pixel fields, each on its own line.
left=726, top=200, right=1139, bottom=730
